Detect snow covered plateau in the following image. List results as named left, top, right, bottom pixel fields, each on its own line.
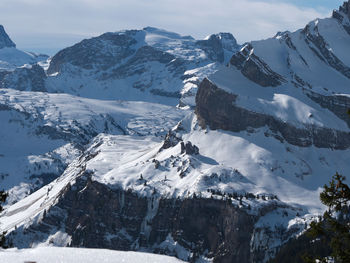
left=0, top=1, right=350, bottom=262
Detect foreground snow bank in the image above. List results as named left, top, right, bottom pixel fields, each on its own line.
left=0, top=247, right=185, bottom=263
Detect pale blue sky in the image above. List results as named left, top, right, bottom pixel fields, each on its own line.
left=0, top=0, right=345, bottom=55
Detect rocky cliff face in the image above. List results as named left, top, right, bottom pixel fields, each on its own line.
left=0, top=64, right=47, bottom=92
left=229, top=44, right=285, bottom=87
left=9, top=172, right=299, bottom=263
left=196, top=78, right=350, bottom=149
left=2, top=3, right=350, bottom=263
left=195, top=0, right=350, bottom=151
left=0, top=25, right=16, bottom=49
left=196, top=33, right=238, bottom=63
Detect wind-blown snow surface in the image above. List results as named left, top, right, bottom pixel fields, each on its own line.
left=0, top=88, right=187, bottom=205
left=0, top=247, right=185, bottom=263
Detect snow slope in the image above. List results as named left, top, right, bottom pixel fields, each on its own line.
left=0, top=2, right=350, bottom=262
left=2, top=112, right=348, bottom=236
left=0, top=88, right=187, bottom=204
left=0, top=25, right=48, bottom=71
left=209, top=5, right=350, bottom=137
left=209, top=66, right=349, bottom=131
left=0, top=247, right=185, bottom=263
left=0, top=48, right=48, bottom=71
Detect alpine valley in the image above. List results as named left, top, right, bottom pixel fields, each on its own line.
left=0, top=1, right=350, bottom=263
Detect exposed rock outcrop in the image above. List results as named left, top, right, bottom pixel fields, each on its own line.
left=302, top=23, right=350, bottom=80
left=305, top=90, right=350, bottom=128
left=159, top=130, right=182, bottom=151
left=0, top=64, right=47, bottom=92
left=0, top=25, right=16, bottom=49
left=9, top=174, right=258, bottom=262
left=47, top=31, right=139, bottom=74
left=195, top=78, right=350, bottom=149
left=180, top=141, right=199, bottom=155
left=229, top=44, right=285, bottom=87
left=196, top=33, right=239, bottom=63
left=333, top=1, right=350, bottom=35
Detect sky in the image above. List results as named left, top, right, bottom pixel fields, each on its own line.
left=0, top=0, right=345, bottom=55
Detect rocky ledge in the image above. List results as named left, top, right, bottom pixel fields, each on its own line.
left=195, top=78, right=350, bottom=150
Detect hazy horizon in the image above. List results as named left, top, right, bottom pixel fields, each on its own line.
left=1, top=0, right=345, bottom=55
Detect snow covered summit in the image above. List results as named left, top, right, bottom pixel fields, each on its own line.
left=44, top=27, right=240, bottom=105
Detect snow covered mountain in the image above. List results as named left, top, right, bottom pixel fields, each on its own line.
left=44, top=27, right=239, bottom=106
left=196, top=1, right=350, bottom=150
left=0, top=25, right=48, bottom=71
left=0, top=88, right=186, bottom=205
left=0, top=27, right=239, bottom=106
left=0, top=1, right=350, bottom=263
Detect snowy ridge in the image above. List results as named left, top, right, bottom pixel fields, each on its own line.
left=0, top=2, right=350, bottom=262
left=43, top=27, right=240, bottom=106
left=3, top=112, right=349, bottom=234
left=0, top=88, right=187, bottom=204
left=197, top=2, right=350, bottom=156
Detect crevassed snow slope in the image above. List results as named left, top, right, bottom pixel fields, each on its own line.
left=0, top=247, right=185, bottom=263
left=3, top=112, right=349, bottom=236
left=0, top=88, right=187, bottom=205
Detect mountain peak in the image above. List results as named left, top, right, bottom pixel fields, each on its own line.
left=0, top=25, right=16, bottom=49
left=203, top=32, right=239, bottom=52
left=340, top=0, right=350, bottom=16
left=333, top=1, right=350, bottom=20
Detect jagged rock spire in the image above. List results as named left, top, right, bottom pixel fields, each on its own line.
left=337, top=1, right=350, bottom=17
left=0, top=25, right=16, bottom=49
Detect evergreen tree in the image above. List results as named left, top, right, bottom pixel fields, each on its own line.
left=306, top=173, right=350, bottom=262
left=0, top=189, right=8, bottom=248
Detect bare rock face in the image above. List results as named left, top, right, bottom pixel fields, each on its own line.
left=302, top=24, right=350, bottom=80
left=195, top=78, right=350, bottom=149
left=305, top=90, right=350, bottom=128
left=180, top=141, right=199, bottom=155
left=0, top=25, right=16, bottom=49
left=229, top=44, right=285, bottom=87
left=47, top=31, right=139, bottom=74
left=0, top=64, right=47, bottom=92
left=332, top=1, right=350, bottom=35
left=159, top=130, right=182, bottom=151
left=340, top=0, right=350, bottom=18
left=11, top=174, right=256, bottom=262
left=196, top=33, right=239, bottom=63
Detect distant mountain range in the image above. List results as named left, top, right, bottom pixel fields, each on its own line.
left=0, top=1, right=350, bottom=262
